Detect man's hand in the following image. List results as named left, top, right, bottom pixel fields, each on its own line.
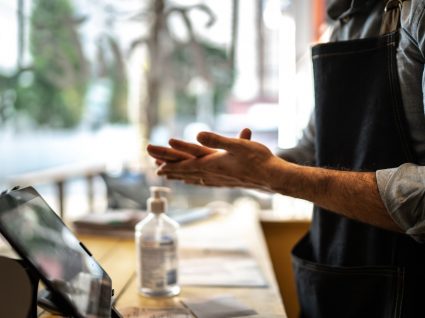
left=146, top=128, right=281, bottom=190
left=147, top=128, right=252, bottom=165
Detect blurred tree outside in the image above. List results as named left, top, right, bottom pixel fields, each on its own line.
left=102, top=35, right=128, bottom=124
left=0, top=0, right=129, bottom=130
left=128, top=0, right=238, bottom=140
left=0, top=0, right=236, bottom=135
left=172, top=39, right=235, bottom=120
left=16, top=0, right=88, bottom=128
left=85, top=32, right=128, bottom=128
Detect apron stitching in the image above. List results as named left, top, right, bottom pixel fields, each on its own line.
left=312, top=43, right=396, bottom=59
left=392, top=268, right=405, bottom=318
left=387, top=33, right=414, bottom=162
left=385, top=37, right=410, bottom=317
left=295, top=264, right=398, bottom=276
left=398, top=268, right=405, bottom=318
left=298, top=270, right=396, bottom=277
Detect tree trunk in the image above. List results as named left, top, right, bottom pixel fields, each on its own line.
left=142, top=0, right=165, bottom=140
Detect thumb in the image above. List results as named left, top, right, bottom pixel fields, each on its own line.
left=238, top=128, right=252, bottom=140
left=197, top=131, right=240, bottom=151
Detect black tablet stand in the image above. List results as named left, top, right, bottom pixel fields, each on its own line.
left=37, top=288, right=122, bottom=317
left=0, top=256, right=69, bottom=317
left=0, top=256, right=122, bottom=317
left=0, top=256, right=39, bottom=318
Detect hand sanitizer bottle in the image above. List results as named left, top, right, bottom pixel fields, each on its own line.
left=135, top=186, right=180, bottom=297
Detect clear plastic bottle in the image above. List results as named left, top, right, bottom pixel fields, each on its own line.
left=135, top=186, right=180, bottom=297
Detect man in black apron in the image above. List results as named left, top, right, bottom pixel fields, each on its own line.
left=146, top=0, right=425, bottom=316
left=293, top=0, right=425, bottom=313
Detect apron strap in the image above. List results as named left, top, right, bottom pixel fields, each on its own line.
left=380, top=0, right=406, bottom=35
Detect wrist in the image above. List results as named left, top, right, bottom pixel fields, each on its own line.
left=264, top=156, right=299, bottom=195
left=265, top=157, right=328, bottom=201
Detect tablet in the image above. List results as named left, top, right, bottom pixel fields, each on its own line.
left=0, top=187, right=115, bottom=318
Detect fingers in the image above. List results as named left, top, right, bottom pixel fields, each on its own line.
left=169, top=138, right=215, bottom=157
left=197, top=131, right=241, bottom=151
left=165, top=173, right=242, bottom=188
left=184, top=178, right=240, bottom=187
left=155, top=129, right=251, bottom=163
left=238, top=128, right=252, bottom=140
left=162, top=173, right=200, bottom=182
left=147, top=144, right=195, bottom=162
left=167, top=129, right=250, bottom=158
left=157, top=158, right=198, bottom=174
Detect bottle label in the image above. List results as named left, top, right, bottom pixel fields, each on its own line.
left=140, top=239, right=177, bottom=290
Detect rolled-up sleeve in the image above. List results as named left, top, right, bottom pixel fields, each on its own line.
left=376, top=163, right=425, bottom=242
left=276, top=112, right=316, bottom=165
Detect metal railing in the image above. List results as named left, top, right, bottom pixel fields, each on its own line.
left=6, top=162, right=107, bottom=218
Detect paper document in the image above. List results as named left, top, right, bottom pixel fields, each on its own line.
left=119, top=307, right=193, bottom=318
left=179, top=248, right=267, bottom=287
left=182, top=295, right=257, bottom=318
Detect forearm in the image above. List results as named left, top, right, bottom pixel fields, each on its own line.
left=267, top=157, right=402, bottom=232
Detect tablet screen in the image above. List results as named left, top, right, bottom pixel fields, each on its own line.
left=0, top=188, right=112, bottom=318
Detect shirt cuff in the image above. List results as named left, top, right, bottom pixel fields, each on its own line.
left=376, top=163, right=425, bottom=243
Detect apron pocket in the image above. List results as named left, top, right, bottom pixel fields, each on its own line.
left=291, top=252, right=404, bottom=318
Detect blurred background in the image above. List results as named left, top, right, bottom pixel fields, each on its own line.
left=0, top=0, right=326, bottom=218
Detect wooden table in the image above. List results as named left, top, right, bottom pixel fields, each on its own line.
left=39, top=201, right=286, bottom=317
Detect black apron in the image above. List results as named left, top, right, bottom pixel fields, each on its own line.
left=291, top=4, right=425, bottom=318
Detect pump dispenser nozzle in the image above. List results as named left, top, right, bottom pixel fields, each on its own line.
left=148, top=186, right=170, bottom=213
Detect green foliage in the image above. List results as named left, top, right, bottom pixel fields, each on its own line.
left=202, top=41, right=235, bottom=115
left=172, top=40, right=234, bottom=118
left=108, top=70, right=128, bottom=123
left=14, top=0, right=88, bottom=128
left=103, top=36, right=128, bottom=124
